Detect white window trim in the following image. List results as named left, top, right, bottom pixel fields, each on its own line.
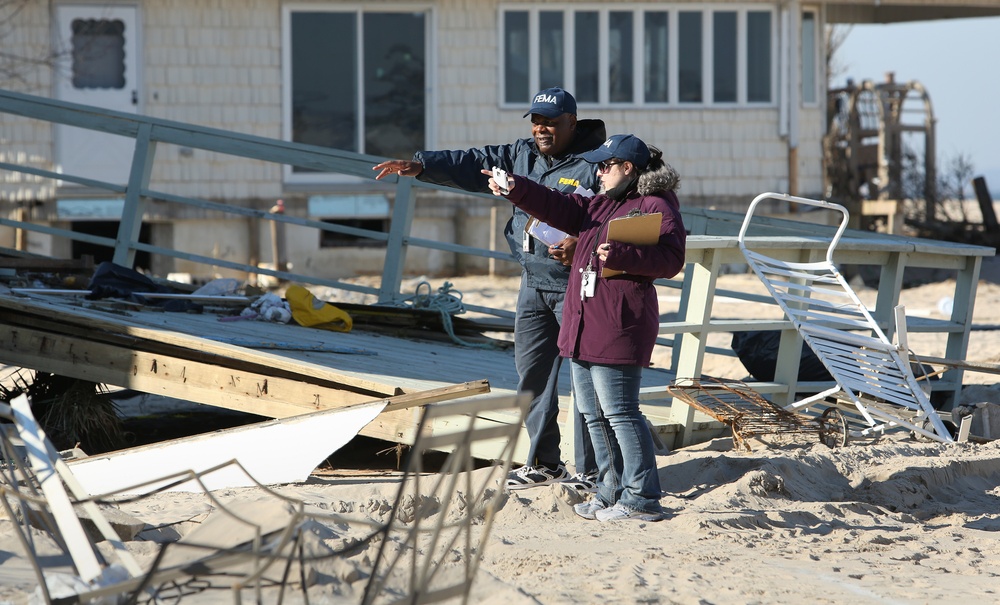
left=631, top=11, right=643, bottom=105
left=667, top=8, right=680, bottom=106
left=499, top=3, right=777, bottom=111
left=281, top=3, right=433, bottom=185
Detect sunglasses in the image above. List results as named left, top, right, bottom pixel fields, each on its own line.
left=598, top=160, right=624, bottom=173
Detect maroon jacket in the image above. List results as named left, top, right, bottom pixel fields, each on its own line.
left=505, top=168, right=686, bottom=366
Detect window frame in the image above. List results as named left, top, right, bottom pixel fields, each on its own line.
left=281, top=3, right=433, bottom=185
left=499, top=4, right=776, bottom=110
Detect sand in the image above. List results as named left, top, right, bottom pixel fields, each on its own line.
left=484, top=436, right=1000, bottom=604
left=3, top=262, right=1000, bottom=604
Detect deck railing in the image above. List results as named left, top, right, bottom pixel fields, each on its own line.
left=0, top=89, right=993, bottom=446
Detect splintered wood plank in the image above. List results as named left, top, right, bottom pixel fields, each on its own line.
left=911, top=354, right=1000, bottom=376
left=0, top=324, right=386, bottom=417
left=9, top=394, right=106, bottom=583
left=381, top=380, right=491, bottom=412
left=357, top=380, right=494, bottom=444
left=61, top=380, right=497, bottom=479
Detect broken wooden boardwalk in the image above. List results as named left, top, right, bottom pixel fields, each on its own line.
left=0, top=289, right=508, bottom=450
left=0, top=282, right=694, bottom=465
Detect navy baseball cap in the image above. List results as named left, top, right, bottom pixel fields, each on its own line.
left=581, top=134, right=651, bottom=170
left=523, top=87, right=577, bottom=118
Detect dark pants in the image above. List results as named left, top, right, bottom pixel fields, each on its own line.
left=515, top=278, right=596, bottom=474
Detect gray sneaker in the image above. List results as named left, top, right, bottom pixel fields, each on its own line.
left=573, top=499, right=607, bottom=520
left=595, top=502, right=666, bottom=522
left=505, top=463, right=569, bottom=490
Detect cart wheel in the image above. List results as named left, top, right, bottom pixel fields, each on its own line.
left=820, top=407, right=848, bottom=448
left=910, top=416, right=936, bottom=442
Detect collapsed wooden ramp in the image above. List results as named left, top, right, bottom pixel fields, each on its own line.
left=0, top=287, right=517, bottom=454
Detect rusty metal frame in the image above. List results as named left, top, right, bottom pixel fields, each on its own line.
left=667, top=377, right=824, bottom=452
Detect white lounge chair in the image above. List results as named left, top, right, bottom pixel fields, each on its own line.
left=735, top=192, right=955, bottom=444
left=0, top=391, right=529, bottom=604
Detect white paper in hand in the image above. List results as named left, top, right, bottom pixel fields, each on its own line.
left=525, top=218, right=569, bottom=247
left=491, top=166, right=510, bottom=194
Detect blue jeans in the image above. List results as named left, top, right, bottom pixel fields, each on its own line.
left=570, top=359, right=663, bottom=514
left=516, top=279, right=596, bottom=474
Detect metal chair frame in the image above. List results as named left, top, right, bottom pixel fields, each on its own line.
left=0, top=392, right=529, bottom=604
left=736, top=192, right=953, bottom=443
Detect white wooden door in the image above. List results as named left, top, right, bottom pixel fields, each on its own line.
left=54, top=5, right=139, bottom=187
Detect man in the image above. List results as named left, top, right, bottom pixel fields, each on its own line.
left=373, top=87, right=604, bottom=491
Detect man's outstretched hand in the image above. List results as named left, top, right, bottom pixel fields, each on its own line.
left=373, top=160, right=423, bottom=180
left=549, top=236, right=578, bottom=266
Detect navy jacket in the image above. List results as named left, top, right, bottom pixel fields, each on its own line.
left=414, top=119, right=606, bottom=292
left=503, top=167, right=686, bottom=366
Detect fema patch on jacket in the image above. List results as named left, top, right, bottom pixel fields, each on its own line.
left=558, top=177, right=580, bottom=188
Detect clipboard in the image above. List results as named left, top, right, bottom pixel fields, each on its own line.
left=602, top=212, right=662, bottom=278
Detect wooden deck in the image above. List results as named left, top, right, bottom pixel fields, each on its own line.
left=0, top=287, right=691, bottom=464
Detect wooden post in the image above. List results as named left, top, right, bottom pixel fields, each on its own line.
left=453, top=204, right=467, bottom=275
left=247, top=212, right=260, bottom=286
left=489, top=206, right=497, bottom=277
left=14, top=205, right=27, bottom=251
left=269, top=199, right=287, bottom=273
left=788, top=146, right=798, bottom=198
left=973, top=176, right=999, bottom=234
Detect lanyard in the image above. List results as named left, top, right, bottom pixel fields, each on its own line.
left=585, top=201, right=627, bottom=273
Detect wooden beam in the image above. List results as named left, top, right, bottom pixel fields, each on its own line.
left=973, top=176, right=1000, bottom=234
left=10, top=395, right=106, bottom=583
left=911, top=353, right=1000, bottom=377
left=0, top=324, right=381, bottom=418
left=0, top=255, right=94, bottom=271
left=380, top=379, right=491, bottom=412
left=11, top=288, right=250, bottom=303
left=359, top=380, right=493, bottom=445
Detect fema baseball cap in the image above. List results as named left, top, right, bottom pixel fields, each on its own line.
left=523, top=87, right=577, bottom=118
left=581, top=134, right=651, bottom=170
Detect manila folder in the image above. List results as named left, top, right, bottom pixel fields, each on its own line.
left=602, top=212, right=662, bottom=278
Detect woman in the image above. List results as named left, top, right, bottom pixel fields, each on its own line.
left=485, top=133, right=685, bottom=522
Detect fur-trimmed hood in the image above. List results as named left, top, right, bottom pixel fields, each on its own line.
left=636, top=162, right=681, bottom=196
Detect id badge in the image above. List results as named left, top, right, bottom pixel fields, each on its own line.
left=523, top=230, right=531, bottom=252
left=580, top=270, right=596, bottom=300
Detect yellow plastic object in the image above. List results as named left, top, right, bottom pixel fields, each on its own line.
left=285, top=285, right=353, bottom=333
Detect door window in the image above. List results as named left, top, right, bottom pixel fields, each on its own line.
left=70, top=18, right=127, bottom=89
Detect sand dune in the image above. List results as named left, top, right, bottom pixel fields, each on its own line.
left=2, top=263, right=999, bottom=603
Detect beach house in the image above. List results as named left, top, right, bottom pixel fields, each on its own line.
left=1, top=0, right=998, bottom=279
